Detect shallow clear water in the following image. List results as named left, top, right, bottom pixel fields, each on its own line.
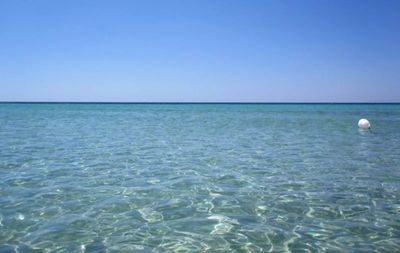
left=0, top=103, right=399, bottom=252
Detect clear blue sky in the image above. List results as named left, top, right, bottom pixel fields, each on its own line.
left=1, top=0, right=399, bottom=102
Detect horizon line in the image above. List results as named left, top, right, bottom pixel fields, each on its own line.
left=1, top=101, right=399, bottom=104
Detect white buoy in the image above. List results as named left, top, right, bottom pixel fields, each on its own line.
left=358, top=119, right=371, bottom=130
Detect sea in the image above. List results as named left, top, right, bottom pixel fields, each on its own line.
left=0, top=103, right=399, bottom=252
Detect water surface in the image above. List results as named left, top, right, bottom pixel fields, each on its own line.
left=0, top=103, right=399, bottom=252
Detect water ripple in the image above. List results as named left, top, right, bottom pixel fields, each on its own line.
left=1, top=103, right=400, bottom=252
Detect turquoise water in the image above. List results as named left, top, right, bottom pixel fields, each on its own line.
left=0, top=103, right=399, bottom=252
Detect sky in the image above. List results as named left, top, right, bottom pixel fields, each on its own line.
left=0, top=0, right=399, bottom=102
